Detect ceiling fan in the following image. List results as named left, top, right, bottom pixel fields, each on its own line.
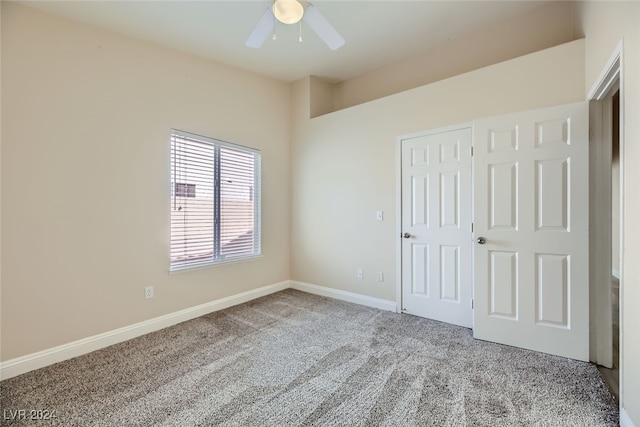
left=245, top=0, right=345, bottom=51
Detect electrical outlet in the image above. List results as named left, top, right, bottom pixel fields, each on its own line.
left=376, top=272, right=384, bottom=282
left=145, top=286, right=154, bottom=299
left=357, top=268, right=364, bottom=279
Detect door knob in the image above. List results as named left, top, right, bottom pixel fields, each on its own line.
left=402, top=232, right=411, bottom=239
left=477, top=237, right=486, bottom=244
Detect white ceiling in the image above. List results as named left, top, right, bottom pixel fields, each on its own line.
left=20, top=0, right=553, bottom=83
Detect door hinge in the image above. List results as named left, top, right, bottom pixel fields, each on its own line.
left=471, top=146, right=474, bottom=156
left=471, top=222, right=474, bottom=233
left=471, top=299, right=474, bottom=309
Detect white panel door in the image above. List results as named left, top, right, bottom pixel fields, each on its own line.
left=401, top=127, right=472, bottom=328
left=473, top=102, right=589, bottom=361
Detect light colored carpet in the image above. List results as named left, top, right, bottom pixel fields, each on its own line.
left=0, top=289, right=617, bottom=426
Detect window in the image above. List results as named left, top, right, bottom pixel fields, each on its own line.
left=174, top=182, right=196, bottom=198
left=170, top=129, right=261, bottom=271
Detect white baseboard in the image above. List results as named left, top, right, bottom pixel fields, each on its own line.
left=1, top=280, right=395, bottom=380
left=621, top=407, right=637, bottom=427
left=2, top=279, right=631, bottom=422
left=290, top=281, right=397, bottom=312
left=0, top=281, right=290, bottom=381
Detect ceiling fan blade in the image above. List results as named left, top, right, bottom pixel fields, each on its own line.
left=246, top=8, right=275, bottom=48
left=302, top=4, right=345, bottom=51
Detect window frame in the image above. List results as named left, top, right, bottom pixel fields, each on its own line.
left=169, top=129, right=261, bottom=272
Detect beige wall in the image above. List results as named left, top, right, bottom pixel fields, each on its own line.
left=327, top=1, right=577, bottom=113
left=291, top=40, right=585, bottom=301
left=576, top=1, right=640, bottom=424
left=1, top=3, right=291, bottom=361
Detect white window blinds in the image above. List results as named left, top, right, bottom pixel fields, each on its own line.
left=170, top=129, right=261, bottom=271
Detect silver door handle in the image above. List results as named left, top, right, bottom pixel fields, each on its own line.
left=402, top=232, right=411, bottom=239
left=477, top=237, right=486, bottom=244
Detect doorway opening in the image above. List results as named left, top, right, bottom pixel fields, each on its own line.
left=598, top=88, right=621, bottom=401
left=587, top=43, right=622, bottom=402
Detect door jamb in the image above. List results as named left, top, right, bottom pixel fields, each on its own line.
left=587, top=40, right=623, bottom=373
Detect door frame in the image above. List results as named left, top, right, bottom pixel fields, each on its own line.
left=587, top=40, right=624, bottom=371
left=395, top=122, right=473, bottom=314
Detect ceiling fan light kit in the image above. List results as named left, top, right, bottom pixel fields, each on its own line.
left=273, top=0, right=305, bottom=24
left=246, top=0, right=345, bottom=51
